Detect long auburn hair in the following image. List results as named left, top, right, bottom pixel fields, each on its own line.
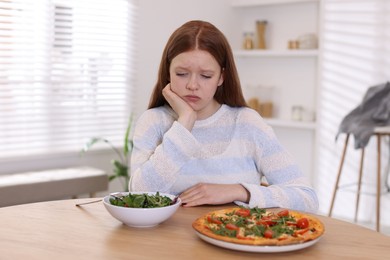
left=148, top=20, right=247, bottom=109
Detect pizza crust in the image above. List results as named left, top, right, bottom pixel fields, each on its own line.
left=192, top=207, right=325, bottom=246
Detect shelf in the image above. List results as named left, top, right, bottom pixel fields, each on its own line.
left=232, top=0, right=319, bottom=181
left=234, top=49, right=319, bottom=58
left=265, top=118, right=316, bottom=130
left=231, top=0, right=319, bottom=7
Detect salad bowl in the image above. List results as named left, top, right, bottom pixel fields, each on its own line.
left=103, top=191, right=181, bottom=228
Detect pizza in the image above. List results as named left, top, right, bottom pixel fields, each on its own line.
left=192, top=207, right=324, bottom=246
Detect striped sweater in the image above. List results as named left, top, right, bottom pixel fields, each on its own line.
left=129, top=104, right=318, bottom=213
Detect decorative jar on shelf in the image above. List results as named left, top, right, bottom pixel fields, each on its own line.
left=246, top=85, right=275, bottom=118
left=242, top=32, right=254, bottom=50
left=256, top=20, right=267, bottom=49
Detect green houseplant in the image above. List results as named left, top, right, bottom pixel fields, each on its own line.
left=81, top=115, right=133, bottom=191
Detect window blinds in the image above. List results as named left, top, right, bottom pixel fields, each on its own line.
left=317, top=0, right=390, bottom=214
left=0, top=0, right=136, bottom=159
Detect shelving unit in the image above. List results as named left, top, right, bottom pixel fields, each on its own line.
left=265, top=118, right=316, bottom=130
left=234, top=49, right=319, bottom=58
left=231, top=0, right=320, bottom=181
left=231, top=0, right=318, bottom=7
left=234, top=49, right=318, bottom=130
left=231, top=0, right=319, bottom=120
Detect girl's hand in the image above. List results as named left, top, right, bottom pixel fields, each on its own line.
left=179, top=183, right=250, bottom=207
left=162, top=84, right=197, bottom=131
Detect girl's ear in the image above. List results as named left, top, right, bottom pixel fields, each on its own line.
left=218, top=68, right=225, bottom=86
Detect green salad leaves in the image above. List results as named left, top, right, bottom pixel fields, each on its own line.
left=109, top=192, right=174, bottom=208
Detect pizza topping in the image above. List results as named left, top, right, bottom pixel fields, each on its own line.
left=211, top=226, right=237, bottom=238
left=193, top=207, right=325, bottom=246
left=293, top=228, right=310, bottom=236
left=277, top=209, right=289, bottom=217
left=235, top=208, right=251, bottom=217
left=277, top=234, right=289, bottom=241
left=286, top=221, right=297, bottom=226
left=225, top=223, right=240, bottom=231
left=204, top=207, right=317, bottom=241
left=236, top=234, right=255, bottom=240
left=271, top=223, right=295, bottom=238
left=296, top=217, right=309, bottom=229
left=207, top=215, right=223, bottom=225
left=258, top=216, right=277, bottom=226
left=263, top=229, right=274, bottom=239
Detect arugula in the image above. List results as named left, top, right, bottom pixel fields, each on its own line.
left=249, top=207, right=266, bottom=216
left=270, top=224, right=295, bottom=237
left=207, top=207, right=301, bottom=240
left=211, top=227, right=237, bottom=238
left=245, top=224, right=266, bottom=237
left=109, top=192, right=173, bottom=208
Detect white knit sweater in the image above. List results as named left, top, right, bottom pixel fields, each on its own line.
left=129, top=104, right=318, bottom=212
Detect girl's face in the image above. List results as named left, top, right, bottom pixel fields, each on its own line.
left=169, top=49, right=224, bottom=120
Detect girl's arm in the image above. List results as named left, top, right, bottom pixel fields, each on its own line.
left=129, top=109, right=200, bottom=193
left=237, top=110, right=319, bottom=213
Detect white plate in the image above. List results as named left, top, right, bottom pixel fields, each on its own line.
left=195, top=231, right=321, bottom=253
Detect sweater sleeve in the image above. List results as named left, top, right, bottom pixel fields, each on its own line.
left=237, top=179, right=319, bottom=213
left=235, top=110, right=319, bottom=213
left=129, top=110, right=201, bottom=193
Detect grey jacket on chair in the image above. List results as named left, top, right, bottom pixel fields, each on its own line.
left=336, top=81, right=390, bottom=149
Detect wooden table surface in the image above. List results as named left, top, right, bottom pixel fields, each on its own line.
left=1, top=198, right=389, bottom=260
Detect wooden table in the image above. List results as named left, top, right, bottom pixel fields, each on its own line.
left=1, top=198, right=389, bottom=260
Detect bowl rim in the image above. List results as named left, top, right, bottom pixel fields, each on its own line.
left=103, top=191, right=181, bottom=210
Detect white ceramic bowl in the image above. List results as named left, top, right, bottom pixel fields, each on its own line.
left=103, top=191, right=181, bottom=228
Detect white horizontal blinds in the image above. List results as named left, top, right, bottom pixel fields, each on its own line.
left=0, top=0, right=135, bottom=158
left=317, top=0, right=390, bottom=215
left=320, top=0, right=390, bottom=121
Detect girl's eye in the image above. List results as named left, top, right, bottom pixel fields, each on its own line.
left=202, top=75, right=212, bottom=79
left=176, top=73, right=187, bottom=77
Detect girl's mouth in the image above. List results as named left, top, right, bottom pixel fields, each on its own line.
left=184, top=95, right=200, bottom=102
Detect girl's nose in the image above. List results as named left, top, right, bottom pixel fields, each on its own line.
left=186, top=76, right=199, bottom=90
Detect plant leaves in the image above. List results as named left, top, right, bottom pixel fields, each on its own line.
left=123, top=114, right=134, bottom=157
left=80, top=137, right=110, bottom=154
left=81, top=114, right=134, bottom=192
left=111, top=159, right=128, bottom=177
left=108, top=175, right=117, bottom=181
